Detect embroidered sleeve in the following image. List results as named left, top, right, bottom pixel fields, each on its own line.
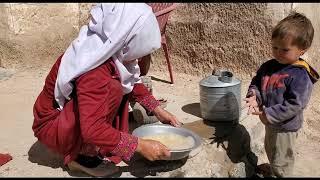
left=138, top=94, right=161, bottom=113
left=131, top=83, right=160, bottom=112
left=110, top=132, right=138, bottom=162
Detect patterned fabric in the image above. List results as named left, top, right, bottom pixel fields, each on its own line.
left=78, top=132, right=139, bottom=163
left=110, top=132, right=138, bottom=162
left=130, top=83, right=161, bottom=113
left=138, top=94, right=161, bottom=113
left=0, top=153, right=12, bottom=166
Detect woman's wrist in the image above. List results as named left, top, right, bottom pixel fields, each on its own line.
left=136, top=138, right=143, bottom=153
left=152, top=106, right=162, bottom=116
left=108, top=132, right=138, bottom=162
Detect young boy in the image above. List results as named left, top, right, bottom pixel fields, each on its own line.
left=245, top=12, right=319, bottom=177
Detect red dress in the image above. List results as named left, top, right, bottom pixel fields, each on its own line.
left=32, top=54, right=160, bottom=165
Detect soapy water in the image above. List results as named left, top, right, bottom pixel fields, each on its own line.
left=142, top=133, right=195, bottom=150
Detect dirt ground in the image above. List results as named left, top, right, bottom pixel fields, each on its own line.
left=0, top=64, right=319, bottom=177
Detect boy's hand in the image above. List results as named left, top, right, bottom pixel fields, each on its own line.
left=252, top=108, right=268, bottom=125
left=244, top=90, right=269, bottom=125
left=244, top=90, right=260, bottom=115
left=259, top=113, right=268, bottom=125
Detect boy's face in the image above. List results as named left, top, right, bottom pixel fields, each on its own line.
left=271, top=36, right=307, bottom=64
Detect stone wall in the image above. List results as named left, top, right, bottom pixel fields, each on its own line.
left=155, top=3, right=278, bottom=79
left=154, top=3, right=319, bottom=78
left=0, top=3, right=319, bottom=76
left=0, top=3, right=82, bottom=68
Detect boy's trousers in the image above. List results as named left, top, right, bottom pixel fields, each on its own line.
left=264, top=126, right=298, bottom=177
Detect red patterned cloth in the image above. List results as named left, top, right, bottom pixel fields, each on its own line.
left=0, top=153, right=12, bottom=166
left=110, top=132, right=138, bottom=162
left=78, top=132, right=138, bottom=164
left=130, top=84, right=161, bottom=113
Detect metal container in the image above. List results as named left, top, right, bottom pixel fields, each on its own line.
left=132, top=124, right=202, bottom=160
left=199, top=70, right=241, bottom=122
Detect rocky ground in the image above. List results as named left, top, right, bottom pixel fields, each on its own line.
left=0, top=64, right=319, bottom=177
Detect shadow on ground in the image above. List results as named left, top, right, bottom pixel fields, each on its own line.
left=28, top=141, right=91, bottom=177
left=28, top=141, right=65, bottom=169
left=181, top=103, right=202, bottom=118
left=150, top=76, right=171, bottom=84
left=119, top=154, right=188, bottom=177
left=183, top=120, right=258, bottom=177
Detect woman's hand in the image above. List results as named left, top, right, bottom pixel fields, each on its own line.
left=152, top=106, right=182, bottom=127
left=135, top=138, right=171, bottom=161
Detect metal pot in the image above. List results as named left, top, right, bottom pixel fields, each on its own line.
left=199, top=70, right=241, bottom=123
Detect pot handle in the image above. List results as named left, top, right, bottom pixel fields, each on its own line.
left=218, top=70, right=233, bottom=83
left=212, top=69, right=221, bottom=76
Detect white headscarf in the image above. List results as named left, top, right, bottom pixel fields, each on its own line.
left=54, top=3, right=161, bottom=110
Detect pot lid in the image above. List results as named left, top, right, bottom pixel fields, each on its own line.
left=199, top=70, right=241, bottom=88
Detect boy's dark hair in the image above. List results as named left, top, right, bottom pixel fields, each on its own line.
left=272, top=11, right=314, bottom=50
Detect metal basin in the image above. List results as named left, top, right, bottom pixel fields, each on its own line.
left=132, top=124, right=202, bottom=160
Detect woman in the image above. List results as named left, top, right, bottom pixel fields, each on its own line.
left=32, top=3, right=181, bottom=177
